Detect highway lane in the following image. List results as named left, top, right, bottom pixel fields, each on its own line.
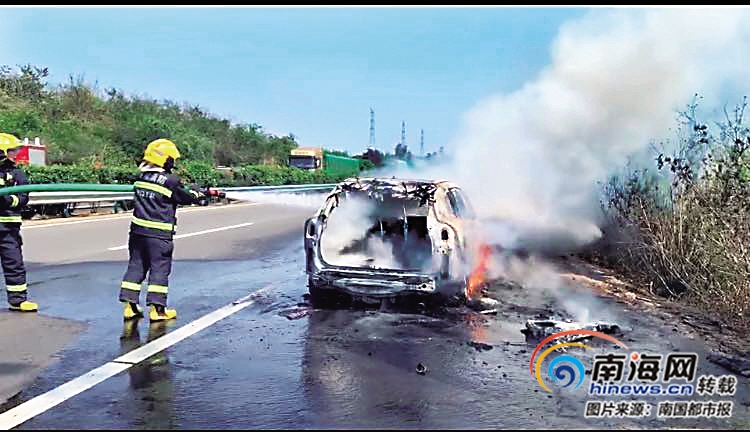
left=0, top=200, right=316, bottom=421
left=20, top=201, right=312, bottom=265
left=0, top=199, right=749, bottom=429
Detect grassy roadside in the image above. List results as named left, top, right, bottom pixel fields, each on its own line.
left=576, top=98, right=750, bottom=352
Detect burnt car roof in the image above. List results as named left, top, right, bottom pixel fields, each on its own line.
left=342, top=176, right=453, bottom=184
left=330, top=177, right=459, bottom=206
left=333, top=177, right=459, bottom=191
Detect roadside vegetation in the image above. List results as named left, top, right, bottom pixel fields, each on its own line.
left=583, top=95, right=750, bottom=329
left=0, top=64, right=374, bottom=186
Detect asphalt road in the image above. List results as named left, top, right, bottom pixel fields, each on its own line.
left=0, top=198, right=748, bottom=429
left=0, top=200, right=313, bottom=421
left=20, top=201, right=305, bottom=264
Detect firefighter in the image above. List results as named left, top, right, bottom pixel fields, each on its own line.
left=118, top=138, right=205, bottom=322
left=0, top=133, right=35, bottom=312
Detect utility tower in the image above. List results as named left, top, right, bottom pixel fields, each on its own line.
left=369, top=108, right=375, bottom=147
left=420, top=129, right=424, bottom=157
left=401, top=121, right=406, bottom=146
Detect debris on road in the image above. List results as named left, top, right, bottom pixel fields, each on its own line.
left=468, top=341, right=494, bottom=352
left=279, top=306, right=313, bottom=320
left=520, top=319, right=622, bottom=343
left=467, top=297, right=500, bottom=312
left=416, top=362, right=427, bottom=375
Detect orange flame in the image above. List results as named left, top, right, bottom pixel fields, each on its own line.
left=465, top=243, right=492, bottom=300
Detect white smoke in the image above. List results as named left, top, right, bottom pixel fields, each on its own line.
left=450, top=8, right=750, bottom=252
left=361, top=8, right=750, bottom=319
left=367, top=9, right=750, bottom=258
left=224, top=191, right=327, bottom=209
left=232, top=9, right=750, bottom=319
left=488, top=250, right=621, bottom=323
left=318, top=195, right=403, bottom=269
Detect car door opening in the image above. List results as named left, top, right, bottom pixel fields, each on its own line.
left=319, top=194, right=433, bottom=272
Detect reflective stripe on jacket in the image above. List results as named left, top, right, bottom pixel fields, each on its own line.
left=130, top=168, right=200, bottom=239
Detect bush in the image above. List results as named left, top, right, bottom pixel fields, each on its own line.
left=583, top=97, right=750, bottom=324
left=20, top=162, right=352, bottom=188
left=23, top=164, right=102, bottom=183
left=175, top=160, right=232, bottom=187
left=0, top=109, right=43, bottom=137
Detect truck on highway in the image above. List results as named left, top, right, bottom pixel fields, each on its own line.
left=289, top=147, right=324, bottom=171
left=288, top=147, right=362, bottom=177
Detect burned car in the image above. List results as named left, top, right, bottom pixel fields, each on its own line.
left=303, top=177, right=476, bottom=307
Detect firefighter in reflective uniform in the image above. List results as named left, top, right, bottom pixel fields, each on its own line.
left=118, top=138, right=205, bottom=322
left=0, top=133, right=35, bottom=312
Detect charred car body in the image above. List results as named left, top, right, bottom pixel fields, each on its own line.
left=304, top=177, right=476, bottom=306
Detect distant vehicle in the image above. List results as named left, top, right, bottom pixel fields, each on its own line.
left=303, top=177, right=476, bottom=307
left=289, top=147, right=324, bottom=171
left=288, top=147, right=362, bottom=176
left=14, top=137, right=47, bottom=166
left=200, top=186, right=225, bottom=203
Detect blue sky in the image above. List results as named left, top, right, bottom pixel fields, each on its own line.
left=0, top=6, right=589, bottom=156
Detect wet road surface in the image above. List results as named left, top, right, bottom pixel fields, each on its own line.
left=0, top=201, right=749, bottom=429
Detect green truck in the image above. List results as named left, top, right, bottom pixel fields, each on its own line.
left=288, top=147, right=362, bottom=177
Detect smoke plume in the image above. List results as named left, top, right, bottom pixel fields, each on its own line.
left=369, top=8, right=750, bottom=320
left=318, top=195, right=403, bottom=269
left=365, top=8, right=750, bottom=258
left=449, top=8, right=750, bottom=254
left=229, top=9, right=750, bottom=320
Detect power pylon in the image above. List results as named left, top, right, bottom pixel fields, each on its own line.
left=369, top=108, right=375, bottom=147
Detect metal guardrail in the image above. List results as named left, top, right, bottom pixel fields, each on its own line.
left=26, top=183, right=336, bottom=206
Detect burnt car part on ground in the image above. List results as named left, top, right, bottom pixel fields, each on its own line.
left=521, top=319, right=623, bottom=344
left=304, top=177, right=477, bottom=308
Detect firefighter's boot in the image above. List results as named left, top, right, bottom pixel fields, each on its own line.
left=149, top=304, right=177, bottom=322
left=9, top=300, right=38, bottom=312
left=123, top=302, right=144, bottom=320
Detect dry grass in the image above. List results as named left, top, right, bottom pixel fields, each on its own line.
left=583, top=177, right=750, bottom=328
left=580, top=96, right=750, bottom=330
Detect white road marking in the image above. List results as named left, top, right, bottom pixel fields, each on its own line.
left=22, top=203, right=262, bottom=230
left=106, top=222, right=256, bottom=251
left=0, top=362, right=131, bottom=430
left=0, top=286, right=269, bottom=430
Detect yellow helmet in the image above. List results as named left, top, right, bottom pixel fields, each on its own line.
left=0, top=133, right=22, bottom=154
left=143, top=138, right=180, bottom=167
